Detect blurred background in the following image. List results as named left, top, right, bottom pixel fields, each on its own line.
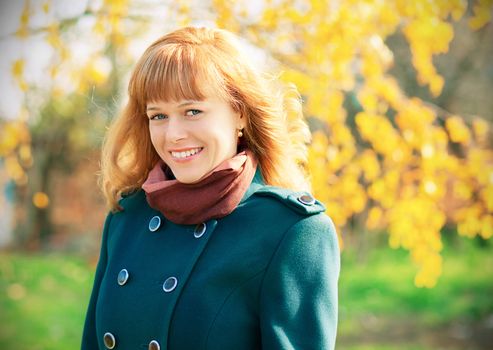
left=0, top=0, right=492, bottom=349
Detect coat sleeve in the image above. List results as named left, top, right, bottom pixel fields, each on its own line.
left=81, top=212, right=113, bottom=350
left=259, top=213, right=340, bottom=350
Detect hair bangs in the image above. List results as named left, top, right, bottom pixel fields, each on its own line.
left=131, top=44, right=228, bottom=109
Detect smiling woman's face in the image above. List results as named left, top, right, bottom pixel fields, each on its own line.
left=146, top=97, right=243, bottom=184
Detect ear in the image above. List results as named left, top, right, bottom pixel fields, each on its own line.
left=236, top=112, right=245, bottom=129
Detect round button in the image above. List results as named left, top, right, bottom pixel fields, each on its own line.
left=103, top=332, right=116, bottom=349
left=148, top=340, right=161, bottom=350
left=297, top=193, right=316, bottom=206
left=194, top=223, right=207, bottom=238
left=117, top=269, right=129, bottom=286
left=163, top=276, right=178, bottom=292
left=149, top=216, right=161, bottom=232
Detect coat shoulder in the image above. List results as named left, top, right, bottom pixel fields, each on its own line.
left=252, top=185, right=326, bottom=216
left=117, top=189, right=147, bottom=212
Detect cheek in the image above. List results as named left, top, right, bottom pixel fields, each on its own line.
left=149, top=126, right=164, bottom=150
left=211, top=129, right=238, bottom=154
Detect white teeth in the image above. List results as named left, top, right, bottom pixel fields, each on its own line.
left=171, top=148, right=202, bottom=159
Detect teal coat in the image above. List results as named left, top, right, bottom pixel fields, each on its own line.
left=82, top=171, right=340, bottom=350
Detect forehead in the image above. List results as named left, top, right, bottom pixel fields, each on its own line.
left=146, top=99, right=204, bottom=109
left=146, top=96, right=231, bottom=110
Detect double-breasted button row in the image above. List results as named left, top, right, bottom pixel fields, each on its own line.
left=117, top=269, right=129, bottom=286
left=103, top=332, right=116, bottom=349
left=149, top=216, right=208, bottom=239
left=194, top=222, right=207, bottom=238
left=117, top=269, right=178, bottom=293
left=163, top=276, right=178, bottom=292
left=102, top=333, right=160, bottom=349
left=149, top=215, right=162, bottom=232
left=149, top=339, right=161, bottom=350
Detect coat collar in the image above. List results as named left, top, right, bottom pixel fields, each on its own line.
left=239, top=167, right=265, bottom=205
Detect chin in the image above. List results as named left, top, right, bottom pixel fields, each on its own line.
left=174, top=173, right=204, bottom=184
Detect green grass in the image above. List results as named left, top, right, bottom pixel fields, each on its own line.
left=0, top=253, right=94, bottom=350
left=338, top=238, right=493, bottom=349
left=0, top=237, right=492, bottom=350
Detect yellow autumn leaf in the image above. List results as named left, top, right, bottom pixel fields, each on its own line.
left=469, top=0, right=493, bottom=30
left=11, top=59, right=24, bottom=79
left=33, top=192, right=50, bottom=209
left=445, top=116, right=471, bottom=145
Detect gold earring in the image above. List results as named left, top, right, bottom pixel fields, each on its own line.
left=238, top=129, right=243, bottom=138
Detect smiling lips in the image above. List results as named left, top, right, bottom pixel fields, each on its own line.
left=170, top=147, right=204, bottom=160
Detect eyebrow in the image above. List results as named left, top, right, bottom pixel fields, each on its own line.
left=146, top=100, right=203, bottom=112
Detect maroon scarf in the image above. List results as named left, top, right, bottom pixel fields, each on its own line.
left=142, top=149, right=258, bottom=225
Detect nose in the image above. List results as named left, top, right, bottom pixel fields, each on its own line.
left=166, top=116, right=187, bottom=143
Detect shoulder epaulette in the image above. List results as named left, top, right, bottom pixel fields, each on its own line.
left=254, top=186, right=326, bottom=215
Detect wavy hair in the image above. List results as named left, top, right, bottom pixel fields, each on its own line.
left=101, top=26, right=311, bottom=210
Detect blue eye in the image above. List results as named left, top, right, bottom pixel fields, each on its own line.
left=150, top=113, right=167, bottom=120
left=186, top=109, right=202, bottom=117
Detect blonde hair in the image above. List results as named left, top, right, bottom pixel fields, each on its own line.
left=101, top=26, right=311, bottom=210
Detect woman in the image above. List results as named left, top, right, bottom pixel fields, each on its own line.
left=82, top=26, right=340, bottom=350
